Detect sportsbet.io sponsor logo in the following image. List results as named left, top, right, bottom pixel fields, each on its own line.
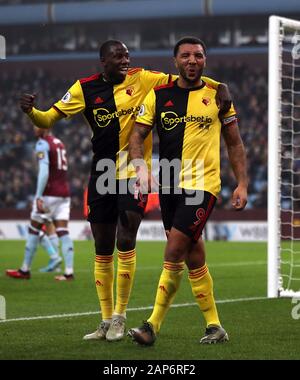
left=161, top=111, right=181, bottom=131
left=160, top=111, right=212, bottom=131
left=93, top=108, right=111, bottom=127
left=93, top=106, right=141, bottom=128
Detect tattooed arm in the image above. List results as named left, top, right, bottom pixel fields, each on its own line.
left=222, top=121, right=248, bottom=210
left=129, top=123, right=152, bottom=194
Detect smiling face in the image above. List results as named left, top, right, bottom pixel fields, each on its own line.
left=174, top=43, right=206, bottom=88
left=101, top=42, right=130, bottom=84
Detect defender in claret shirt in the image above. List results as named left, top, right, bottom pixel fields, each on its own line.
left=6, top=128, right=74, bottom=281
left=18, top=39, right=232, bottom=342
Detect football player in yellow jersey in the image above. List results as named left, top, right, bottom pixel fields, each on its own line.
left=128, top=37, right=248, bottom=346
left=19, top=39, right=232, bottom=342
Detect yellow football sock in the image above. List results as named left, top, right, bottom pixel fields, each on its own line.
left=148, top=261, right=185, bottom=333
left=94, top=255, right=114, bottom=321
left=114, top=249, right=136, bottom=316
left=189, top=264, right=220, bottom=327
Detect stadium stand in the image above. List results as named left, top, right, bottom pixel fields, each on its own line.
left=2, top=19, right=269, bottom=56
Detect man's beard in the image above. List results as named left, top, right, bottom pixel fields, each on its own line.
left=179, top=67, right=203, bottom=85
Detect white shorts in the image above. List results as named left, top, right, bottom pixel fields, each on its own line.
left=31, top=196, right=71, bottom=224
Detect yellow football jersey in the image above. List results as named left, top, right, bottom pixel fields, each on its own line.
left=136, top=79, right=237, bottom=196
left=53, top=69, right=221, bottom=179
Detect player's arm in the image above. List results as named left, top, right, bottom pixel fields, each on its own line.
left=129, top=123, right=152, bottom=194
left=35, top=140, right=50, bottom=213
left=129, top=89, right=156, bottom=193
left=20, top=94, right=62, bottom=129
left=222, top=118, right=248, bottom=210
left=216, top=83, right=232, bottom=115
left=202, top=76, right=232, bottom=115
left=129, top=122, right=152, bottom=162
left=129, top=88, right=156, bottom=162
left=20, top=81, right=85, bottom=129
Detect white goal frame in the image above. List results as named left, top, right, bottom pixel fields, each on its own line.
left=268, top=15, right=300, bottom=298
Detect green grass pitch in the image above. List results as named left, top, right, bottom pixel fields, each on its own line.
left=0, top=240, right=299, bottom=360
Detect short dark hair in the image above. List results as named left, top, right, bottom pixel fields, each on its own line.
left=99, top=40, right=125, bottom=59
left=173, top=36, right=207, bottom=57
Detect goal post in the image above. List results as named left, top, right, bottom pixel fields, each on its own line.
left=268, top=15, right=300, bottom=298
left=268, top=15, right=280, bottom=298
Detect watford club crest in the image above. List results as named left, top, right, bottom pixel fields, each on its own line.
left=126, top=86, right=134, bottom=96
left=202, top=97, right=211, bottom=106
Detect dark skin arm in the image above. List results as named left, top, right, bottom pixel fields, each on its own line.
left=222, top=121, right=248, bottom=210
left=216, top=83, right=232, bottom=115
left=129, top=123, right=152, bottom=193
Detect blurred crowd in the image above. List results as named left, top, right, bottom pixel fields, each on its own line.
left=4, top=28, right=267, bottom=56
left=0, top=69, right=91, bottom=210
left=0, top=63, right=268, bottom=212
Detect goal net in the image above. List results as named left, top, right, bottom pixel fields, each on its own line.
left=268, top=16, right=300, bottom=298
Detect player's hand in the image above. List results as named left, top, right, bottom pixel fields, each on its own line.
left=20, top=93, right=36, bottom=114
left=149, top=174, right=159, bottom=193
left=135, top=166, right=149, bottom=199
left=232, top=184, right=248, bottom=210
left=216, top=83, right=232, bottom=115
left=36, top=197, right=46, bottom=213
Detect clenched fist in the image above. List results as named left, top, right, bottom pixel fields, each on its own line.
left=20, top=93, right=36, bottom=113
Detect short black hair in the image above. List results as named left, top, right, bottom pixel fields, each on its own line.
left=99, top=40, right=125, bottom=59
left=173, top=36, right=207, bottom=57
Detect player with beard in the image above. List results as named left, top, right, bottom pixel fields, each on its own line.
left=128, top=37, right=248, bottom=346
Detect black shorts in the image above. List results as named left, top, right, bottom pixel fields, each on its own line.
left=87, top=176, right=148, bottom=224
left=159, top=189, right=216, bottom=242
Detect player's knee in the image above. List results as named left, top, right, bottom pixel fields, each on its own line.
left=94, top=239, right=114, bottom=255
left=116, top=234, right=136, bottom=252
left=165, top=244, right=186, bottom=262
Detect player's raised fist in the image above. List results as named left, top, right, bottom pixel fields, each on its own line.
left=20, top=93, right=36, bottom=113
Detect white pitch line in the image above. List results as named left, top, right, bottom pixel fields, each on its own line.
left=0, top=296, right=267, bottom=324
left=0, top=260, right=266, bottom=277
left=210, top=260, right=266, bottom=268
